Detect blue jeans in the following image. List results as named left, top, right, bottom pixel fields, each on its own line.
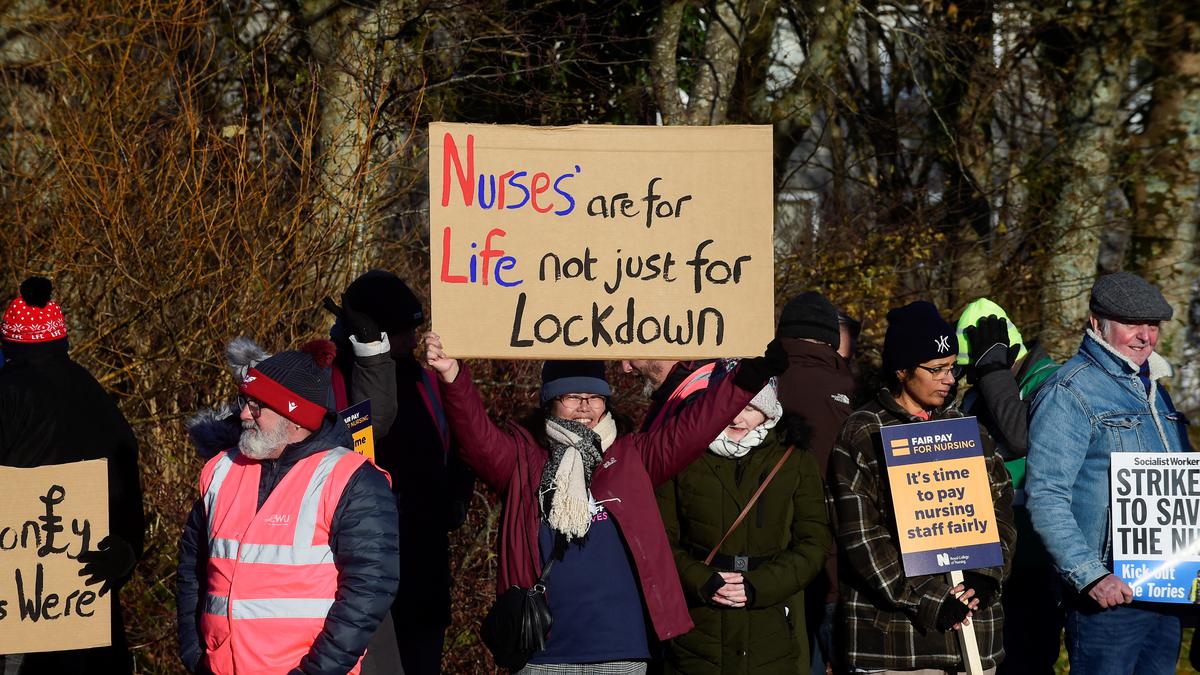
left=809, top=601, right=836, bottom=675
left=1065, top=602, right=1180, bottom=675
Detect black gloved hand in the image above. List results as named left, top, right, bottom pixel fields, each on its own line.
left=322, top=296, right=382, bottom=344
left=78, top=535, right=137, bottom=596
left=961, top=571, right=999, bottom=609
left=964, top=315, right=1019, bottom=379
left=935, top=590, right=971, bottom=631
left=701, top=572, right=726, bottom=603
left=733, top=338, right=788, bottom=392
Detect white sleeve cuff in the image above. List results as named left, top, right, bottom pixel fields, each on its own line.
left=350, top=332, right=391, bottom=357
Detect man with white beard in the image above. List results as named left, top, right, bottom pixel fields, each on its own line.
left=176, top=350, right=399, bottom=675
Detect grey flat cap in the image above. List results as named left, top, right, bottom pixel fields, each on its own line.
left=1089, top=271, right=1174, bottom=322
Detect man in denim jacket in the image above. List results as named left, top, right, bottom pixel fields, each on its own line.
left=1026, top=272, right=1192, bottom=675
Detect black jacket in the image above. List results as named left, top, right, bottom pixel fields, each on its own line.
left=341, top=349, right=474, bottom=630
left=0, top=342, right=144, bottom=674
left=176, top=416, right=400, bottom=674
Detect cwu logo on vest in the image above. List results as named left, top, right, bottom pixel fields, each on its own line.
left=263, top=513, right=292, bottom=526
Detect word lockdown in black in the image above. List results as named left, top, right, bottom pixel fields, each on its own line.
left=509, top=293, right=725, bottom=348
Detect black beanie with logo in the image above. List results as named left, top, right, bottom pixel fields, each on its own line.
left=881, top=301, right=958, bottom=373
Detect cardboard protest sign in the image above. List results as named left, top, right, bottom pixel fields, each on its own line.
left=1111, top=452, right=1200, bottom=603
left=880, top=417, right=1003, bottom=576
left=340, top=399, right=375, bottom=462
left=0, top=460, right=111, bottom=654
left=428, top=123, right=774, bottom=359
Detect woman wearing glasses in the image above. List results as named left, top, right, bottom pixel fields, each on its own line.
left=422, top=332, right=786, bottom=675
left=826, top=301, right=1015, bottom=674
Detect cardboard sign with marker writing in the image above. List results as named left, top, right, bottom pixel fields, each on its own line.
left=0, top=460, right=111, bottom=654
left=429, top=123, right=774, bottom=359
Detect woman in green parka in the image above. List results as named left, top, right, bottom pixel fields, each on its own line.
left=657, top=370, right=833, bottom=674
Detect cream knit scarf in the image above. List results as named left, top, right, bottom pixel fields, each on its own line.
left=540, top=414, right=618, bottom=540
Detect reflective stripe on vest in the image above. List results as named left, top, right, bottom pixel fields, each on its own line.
left=649, top=362, right=717, bottom=432
left=198, top=446, right=368, bottom=675
left=205, top=593, right=335, bottom=619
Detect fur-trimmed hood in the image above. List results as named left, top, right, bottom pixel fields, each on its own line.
left=186, top=336, right=273, bottom=459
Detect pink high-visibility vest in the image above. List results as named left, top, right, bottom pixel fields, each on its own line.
left=199, top=447, right=369, bottom=674
left=648, top=362, right=717, bottom=431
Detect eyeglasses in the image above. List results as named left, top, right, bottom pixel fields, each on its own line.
left=915, top=364, right=962, bottom=380
left=238, top=395, right=265, bottom=418
left=557, top=394, right=607, bottom=408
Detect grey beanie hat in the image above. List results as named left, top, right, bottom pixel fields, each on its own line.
left=1089, top=272, right=1174, bottom=322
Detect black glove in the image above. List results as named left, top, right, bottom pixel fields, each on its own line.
left=77, top=535, right=137, bottom=596
left=964, top=315, right=1018, bottom=379
left=701, top=572, right=726, bottom=603
left=961, top=571, right=999, bottom=609
left=935, top=590, right=971, bottom=631
left=733, top=338, right=788, bottom=392
left=322, top=296, right=382, bottom=344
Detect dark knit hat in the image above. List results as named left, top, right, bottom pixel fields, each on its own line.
left=882, top=301, right=958, bottom=373
left=540, top=360, right=612, bottom=405
left=239, top=350, right=330, bottom=430
left=1089, top=272, right=1174, bottom=322
left=2, top=277, right=67, bottom=344
left=342, top=270, right=425, bottom=335
left=778, top=291, right=841, bottom=349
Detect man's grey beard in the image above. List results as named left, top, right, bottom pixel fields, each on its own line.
left=641, top=378, right=656, bottom=398
left=239, top=418, right=290, bottom=460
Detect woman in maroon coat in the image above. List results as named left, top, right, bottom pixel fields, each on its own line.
left=423, top=333, right=784, bottom=673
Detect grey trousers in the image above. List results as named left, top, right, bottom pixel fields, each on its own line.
left=518, top=662, right=648, bottom=674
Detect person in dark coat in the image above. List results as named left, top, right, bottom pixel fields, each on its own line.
left=175, top=349, right=399, bottom=674
left=0, top=277, right=145, bottom=675
left=423, top=332, right=786, bottom=673
left=182, top=336, right=405, bottom=675
left=829, top=301, right=1015, bottom=673
left=773, top=291, right=854, bottom=675
left=328, top=270, right=473, bottom=675
left=657, top=372, right=831, bottom=674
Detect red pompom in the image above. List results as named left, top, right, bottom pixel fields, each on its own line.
left=301, top=339, right=338, bottom=368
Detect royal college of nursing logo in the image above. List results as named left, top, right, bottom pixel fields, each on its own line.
left=937, top=552, right=951, bottom=566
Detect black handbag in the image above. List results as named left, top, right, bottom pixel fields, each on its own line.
left=481, top=535, right=565, bottom=671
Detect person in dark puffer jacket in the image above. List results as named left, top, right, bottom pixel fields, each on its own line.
left=658, top=371, right=831, bottom=674
left=175, top=348, right=399, bottom=675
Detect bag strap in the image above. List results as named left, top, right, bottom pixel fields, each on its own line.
left=704, top=446, right=794, bottom=567
left=535, top=531, right=568, bottom=587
